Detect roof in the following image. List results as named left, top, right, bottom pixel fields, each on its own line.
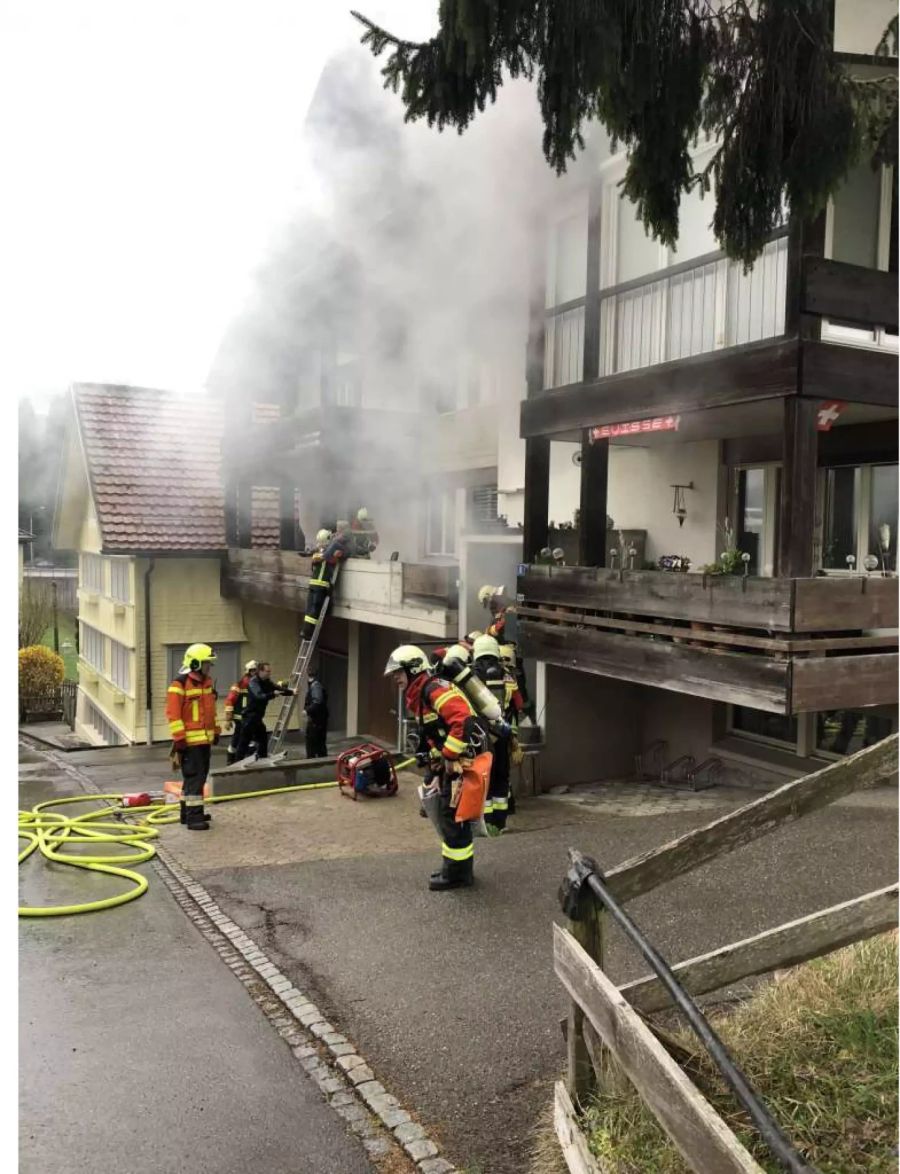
left=73, top=383, right=226, bottom=552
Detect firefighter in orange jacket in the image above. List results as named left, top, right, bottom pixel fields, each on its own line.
left=385, top=644, right=491, bottom=891
left=224, top=659, right=257, bottom=765
left=166, top=642, right=220, bottom=830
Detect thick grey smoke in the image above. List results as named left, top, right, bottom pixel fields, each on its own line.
left=210, top=42, right=595, bottom=550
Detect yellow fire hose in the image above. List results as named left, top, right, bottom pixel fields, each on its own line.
left=19, top=759, right=415, bottom=919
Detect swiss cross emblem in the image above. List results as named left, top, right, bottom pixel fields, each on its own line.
left=816, top=401, right=845, bottom=432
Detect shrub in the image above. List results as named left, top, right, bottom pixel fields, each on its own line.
left=19, top=645, right=64, bottom=697
left=18, top=583, right=54, bottom=648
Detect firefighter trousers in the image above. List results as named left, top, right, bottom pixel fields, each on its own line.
left=181, top=746, right=211, bottom=819
left=435, top=772, right=474, bottom=880
left=485, top=735, right=511, bottom=829
left=302, top=564, right=336, bottom=640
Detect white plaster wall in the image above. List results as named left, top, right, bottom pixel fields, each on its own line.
left=500, top=440, right=582, bottom=530
left=607, top=440, right=720, bottom=568
left=834, top=0, right=895, bottom=53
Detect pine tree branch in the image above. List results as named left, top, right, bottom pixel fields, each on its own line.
left=350, top=10, right=429, bottom=53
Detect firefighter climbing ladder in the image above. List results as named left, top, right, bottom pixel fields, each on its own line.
left=264, top=563, right=341, bottom=761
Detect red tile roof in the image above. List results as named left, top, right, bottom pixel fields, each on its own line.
left=73, top=383, right=226, bottom=552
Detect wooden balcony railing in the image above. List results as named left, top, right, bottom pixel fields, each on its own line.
left=517, top=566, right=898, bottom=714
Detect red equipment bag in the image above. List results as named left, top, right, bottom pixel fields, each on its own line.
left=337, top=744, right=399, bottom=801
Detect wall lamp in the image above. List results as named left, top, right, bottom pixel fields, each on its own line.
left=671, top=482, right=694, bottom=528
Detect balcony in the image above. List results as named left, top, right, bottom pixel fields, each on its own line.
left=517, top=565, right=898, bottom=714
left=222, top=548, right=459, bottom=639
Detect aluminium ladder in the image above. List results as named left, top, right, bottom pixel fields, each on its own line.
left=250, top=563, right=340, bottom=763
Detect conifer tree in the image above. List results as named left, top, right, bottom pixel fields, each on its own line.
left=352, top=2, right=897, bottom=265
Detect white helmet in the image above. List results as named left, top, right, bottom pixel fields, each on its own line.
left=384, top=644, right=430, bottom=679
left=244, top=659, right=259, bottom=673
left=443, top=643, right=471, bottom=664
left=477, top=585, right=499, bottom=607
left=315, top=528, right=332, bottom=546
left=357, top=507, right=369, bottom=521
left=473, top=634, right=501, bottom=661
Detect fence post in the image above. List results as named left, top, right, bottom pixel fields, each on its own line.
left=52, top=581, right=59, bottom=653
left=566, top=884, right=606, bottom=1105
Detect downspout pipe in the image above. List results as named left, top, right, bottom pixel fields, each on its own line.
left=144, top=560, right=154, bottom=746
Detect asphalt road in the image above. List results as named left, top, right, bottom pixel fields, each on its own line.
left=18, top=755, right=374, bottom=1174
left=192, top=797, right=898, bottom=1174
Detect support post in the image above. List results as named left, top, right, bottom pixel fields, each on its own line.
left=777, top=398, right=818, bottom=578
left=279, top=482, right=296, bottom=550
left=522, top=437, right=550, bottom=563
left=224, top=479, right=239, bottom=547
left=578, top=433, right=609, bottom=568
left=566, top=890, right=606, bottom=1104
left=236, top=481, right=252, bottom=549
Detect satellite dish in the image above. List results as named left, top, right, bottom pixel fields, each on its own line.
left=571, top=449, right=583, bottom=467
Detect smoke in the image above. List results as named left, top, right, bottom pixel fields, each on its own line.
left=210, top=34, right=591, bottom=548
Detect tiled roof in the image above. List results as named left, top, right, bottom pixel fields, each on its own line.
left=73, top=383, right=226, bottom=552
left=251, top=485, right=280, bottom=548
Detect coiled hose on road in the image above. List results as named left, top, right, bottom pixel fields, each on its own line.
left=19, top=764, right=414, bottom=919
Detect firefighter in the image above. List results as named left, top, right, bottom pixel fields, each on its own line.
left=385, top=644, right=491, bottom=891
left=166, top=643, right=220, bottom=831
left=224, top=659, right=258, bottom=765
left=472, top=634, right=523, bottom=834
left=302, top=527, right=353, bottom=640
left=350, top=507, right=379, bottom=558
left=476, top=585, right=536, bottom=723
left=235, top=662, right=295, bottom=761
left=304, top=669, right=329, bottom=759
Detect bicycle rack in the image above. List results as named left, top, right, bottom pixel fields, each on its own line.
left=661, top=754, right=696, bottom=788
left=634, top=740, right=668, bottom=782
left=685, top=755, right=724, bottom=791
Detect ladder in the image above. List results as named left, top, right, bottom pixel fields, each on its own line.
left=265, top=563, right=340, bottom=760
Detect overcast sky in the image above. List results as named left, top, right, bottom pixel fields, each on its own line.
left=2, top=1, right=438, bottom=413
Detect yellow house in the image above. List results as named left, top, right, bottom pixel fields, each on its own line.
left=53, top=383, right=249, bottom=746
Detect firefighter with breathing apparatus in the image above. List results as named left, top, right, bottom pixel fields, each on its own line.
left=302, top=527, right=352, bottom=640
left=477, top=584, right=537, bottom=724
left=386, top=645, right=492, bottom=891
left=224, top=660, right=258, bottom=765
left=166, top=642, right=220, bottom=831
left=472, top=635, right=523, bottom=833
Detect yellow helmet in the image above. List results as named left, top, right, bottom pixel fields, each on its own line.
left=477, top=585, right=499, bottom=607
left=384, top=644, right=430, bottom=678
left=244, top=659, right=259, bottom=673
left=444, top=643, right=471, bottom=664
left=183, top=643, right=216, bottom=670
left=315, top=528, right=333, bottom=546
left=473, top=634, right=501, bottom=660
left=357, top=507, right=369, bottom=521
left=498, top=643, right=516, bottom=668
left=466, top=630, right=483, bottom=643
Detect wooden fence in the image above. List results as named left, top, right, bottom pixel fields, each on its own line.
left=554, top=735, right=899, bottom=1174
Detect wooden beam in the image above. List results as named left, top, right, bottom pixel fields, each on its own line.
left=279, top=482, right=296, bottom=550
left=520, top=566, right=795, bottom=630
left=523, top=437, right=551, bottom=562
left=582, top=183, right=602, bottom=383
left=620, top=885, right=899, bottom=1014
left=776, top=397, right=817, bottom=577
left=790, top=652, right=898, bottom=712
left=578, top=434, right=609, bottom=568
left=567, top=867, right=606, bottom=1104
left=520, top=620, right=791, bottom=713
left=553, top=1081, right=603, bottom=1174
left=519, top=338, right=799, bottom=439
left=526, top=219, right=547, bottom=398
left=801, top=340, right=899, bottom=407
left=554, top=926, right=765, bottom=1174
left=803, top=257, right=899, bottom=333
left=236, top=481, right=252, bottom=549
left=224, top=479, right=239, bottom=547
left=604, top=735, right=898, bottom=904
left=793, top=575, right=899, bottom=631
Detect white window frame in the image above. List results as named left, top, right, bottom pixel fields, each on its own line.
left=424, top=490, right=458, bottom=558
left=109, top=558, right=131, bottom=603
left=109, top=638, right=132, bottom=693
left=823, top=163, right=897, bottom=351
left=731, top=464, right=780, bottom=578
left=80, top=623, right=105, bottom=672
left=81, top=554, right=106, bottom=593
left=815, top=462, right=898, bottom=575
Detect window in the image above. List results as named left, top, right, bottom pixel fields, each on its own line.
left=818, top=464, right=898, bottom=573
left=547, top=211, right=588, bottom=307
left=109, top=559, right=131, bottom=603
left=80, top=624, right=105, bottom=671
left=731, top=706, right=799, bottom=748
left=731, top=466, right=780, bottom=577
left=110, top=639, right=131, bottom=692
left=470, top=485, right=499, bottom=525
left=83, top=699, right=124, bottom=746
left=816, top=709, right=896, bottom=758
left=166, top=642, right=241, bottom=709
left=425, top=491, right=457, bottom=557
left=825, top=162, right=898, bottom=349
left=81, top=555, right=105, bottom=592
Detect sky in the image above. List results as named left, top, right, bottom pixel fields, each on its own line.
left=1, top=1, right=439, bottom=414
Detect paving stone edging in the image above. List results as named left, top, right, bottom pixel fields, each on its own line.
left=22, top=739, right=455, bottom=1174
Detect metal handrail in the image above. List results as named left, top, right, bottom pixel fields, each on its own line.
left=597, top=226, right=790, bottom=304
left=564, top=850, right=819, bottom=1174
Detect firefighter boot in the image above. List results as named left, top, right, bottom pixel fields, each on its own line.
left=186, top=805, right=210, bottom=831
left=429, top=858, right=474, bottom=891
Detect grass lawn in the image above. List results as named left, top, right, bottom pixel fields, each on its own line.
left=39, top=611, right=78, bottom=680
left=577, top=933, right=898, bottom=1173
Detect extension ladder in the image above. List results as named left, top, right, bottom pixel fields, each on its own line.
left=256, top=564, right=340, bottom=763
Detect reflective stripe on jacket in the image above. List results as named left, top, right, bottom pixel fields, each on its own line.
left=166, top=670, right=219, bottom=745
left=224, top=674, right=250, bottom=721
left=404, top=674, right=476, bottom=761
